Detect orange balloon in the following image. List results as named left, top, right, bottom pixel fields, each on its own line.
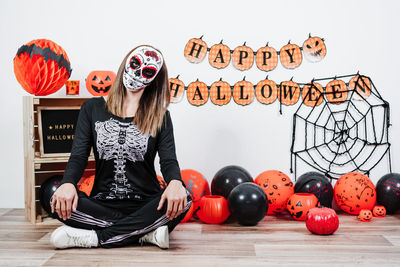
left=255, top=170, right=294, bottom=215
left=181, top=169, right=211, bottom=215
left=78, top=174, right=95, bottom=196
left=334, top=172, right=376, bottom=215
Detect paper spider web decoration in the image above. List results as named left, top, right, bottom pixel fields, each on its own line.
left=290, top=74, right=392, bottom=180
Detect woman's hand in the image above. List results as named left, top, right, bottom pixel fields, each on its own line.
left=50, top=183, right=79, bottom=221
left=157, top=180, right=187, bottom=220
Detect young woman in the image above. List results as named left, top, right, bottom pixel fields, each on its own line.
left=49, top=45, right=192, bottom=249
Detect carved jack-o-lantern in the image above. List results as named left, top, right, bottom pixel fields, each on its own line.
left=169, top=77, right=185, bottom=103
left=184, top=37, right=208, bottom=63
left=279, top=43, right=302, bottom=69
left=255, top=170, right=294, bottom=215
left=210, top=79, right=231, bottom=106
left=372, top=205, right=386, bottom=217
left=302, top=36, right=327, bottom=63
left=287, top=193, right=319, bottom=221
left=325, top=79, right=348, bottom=104
left=256, top=45, right=278, bottom=72
left=232, top=43, right=254, bottom=71
left=278, top=80, right=301, bottom=106
left=208, top=42, right=231, bottom=69
left=233, top=79, right=254, bottom=106
left=302, top=82, right=324, bottom=107
left=358, top=209, right=373, bottom=222
left=187, top=80, right=209, bottom=106
left=334, top=172, right=377, bottom=215
left=86, top=71, right=116, bottom=96
left=256, top=79, right=278, bottom=104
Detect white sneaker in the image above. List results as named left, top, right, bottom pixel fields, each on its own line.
left=50, top=225, right=99, bottom=249
left=138, top=225, right=169, bottom=249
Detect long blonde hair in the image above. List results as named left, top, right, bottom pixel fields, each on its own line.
left=105, top=45, right=170, bottom=136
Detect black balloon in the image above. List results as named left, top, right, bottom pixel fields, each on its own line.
left=211, top=165, right=253, bottom=199
left=39, top=175, right=63, bottom=217
left=228, top=182, right=268, bottom=226
left=294, top=171, right=333, bottom=208
left=376, top=173, right=400, bottom=214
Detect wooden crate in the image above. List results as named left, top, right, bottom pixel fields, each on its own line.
left=23, top=96, right=95, bottom=224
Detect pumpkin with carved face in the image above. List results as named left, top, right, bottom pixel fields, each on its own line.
left=358, top=209, right=373, bottom=222
left=302, top=36, right=327, bottom=63
left=287, top=193, right=319, bottom=221
left=86, top=71, right=116, bottom=96
left=372, top=205, right=386, bottom=217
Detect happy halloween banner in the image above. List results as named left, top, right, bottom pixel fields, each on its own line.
left=168, top=74, right=371, bottom=111
left=184, top=35, right=326, bottom=71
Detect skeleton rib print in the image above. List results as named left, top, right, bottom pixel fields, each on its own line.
left=94, top=118, right=149, bottom=200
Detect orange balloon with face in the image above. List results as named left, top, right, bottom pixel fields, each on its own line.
left=255, top=170, right=294, bottom=215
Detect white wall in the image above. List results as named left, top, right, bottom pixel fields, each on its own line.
left=1, top=0, right=399, bottom=208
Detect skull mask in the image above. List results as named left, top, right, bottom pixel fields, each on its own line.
left=123, top=46, right=164, bottom=92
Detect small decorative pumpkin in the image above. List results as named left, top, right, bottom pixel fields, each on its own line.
left=232, top=42, right=254, bottom=71
left=184, top=37, right=208, bottom=63
left=279, top=42, right=302, bottom=69
left=210, top=79, right=232, bottom=106
left=278, top=80, right=301, bottom=106
left=358, top=209, right=373, bottom=222
left=197, top=195, right=230, bottom=224
left=208, top=41, right=231, bottom=69
left=287, top=193, right=319, bottom=221
left=65, top=80, right=79, bottom=95
left=301, top=82, right=324, bottom=107
left=325, top=79, right=348, bottom=104
left=306, top=207, right=339, bottom=235
left=256, top=79, right=278, bottom=104
left=334, top=172, right=376, bottom=215
left=372, top=205, right=386, bottom=217
left=168, top=76, right=185, bottom=103
left=187, top=80, right=209, bottom=106
left=86, top=71, right=116, bottom=96
left=255, top=170, right=294, bottom=215
left=232, top=78, right=254, bottom=106
left=302, top=35, right=327, bottom=63
left=256, top=45, right=278, bottom=72
left=348, top=75, right=371, bottom=99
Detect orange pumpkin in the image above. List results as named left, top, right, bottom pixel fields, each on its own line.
left=86, top=71, right=116, bottom=96
left=302, top=36, right=327, bottom=63
left=184, top=37, right=208, bottom=63
left=210, top=79, right=232, bottom=106
left=255, top=170, right=294, bottom=215
left=372, top=205, right=386, bottom=217
left=232, top=79, right=254, bottom=106
left=334, top=172, right=376, bottom=215
left=168, top=77, right=185, bottom=103
left=278, top=80, right=301, bottom=106
left=197, top=195, right=230, bottom=224
left=208, top=41, right=231, bottom=69
left=256, top=79, right=278, bottom=104
left=66, top=80, right=79, bottom=95
left=256, top=45, right=278, bottom=72
left=348, top=75, right=371, bottom=99
left=287, top=193, right=319, bottom=221
left=187, top=80, right=209, bottom=106
left=232, top=43, right=254, bottom=71
left=302, top=82, right=324, bottom=107
left=279, top=42, right=302, bottom=69
left=358, top=209, right=373, bottom=222
left=325, top=79, right=348, bottom=104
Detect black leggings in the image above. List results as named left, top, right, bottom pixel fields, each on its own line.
left=50, top=189, right=192, bottom=248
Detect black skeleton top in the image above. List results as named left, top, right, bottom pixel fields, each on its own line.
left=60, top=97, right=184, bottom=201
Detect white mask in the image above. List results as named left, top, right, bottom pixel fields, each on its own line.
left=123, top=46, right=164, bottom=92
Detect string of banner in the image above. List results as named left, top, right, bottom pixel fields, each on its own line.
left=168, top=74, right=372, bottom=114
left=184, top=34, right=327, bottom=71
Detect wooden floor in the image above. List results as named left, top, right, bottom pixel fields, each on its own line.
left=1, top=209, right=400, bottom=267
